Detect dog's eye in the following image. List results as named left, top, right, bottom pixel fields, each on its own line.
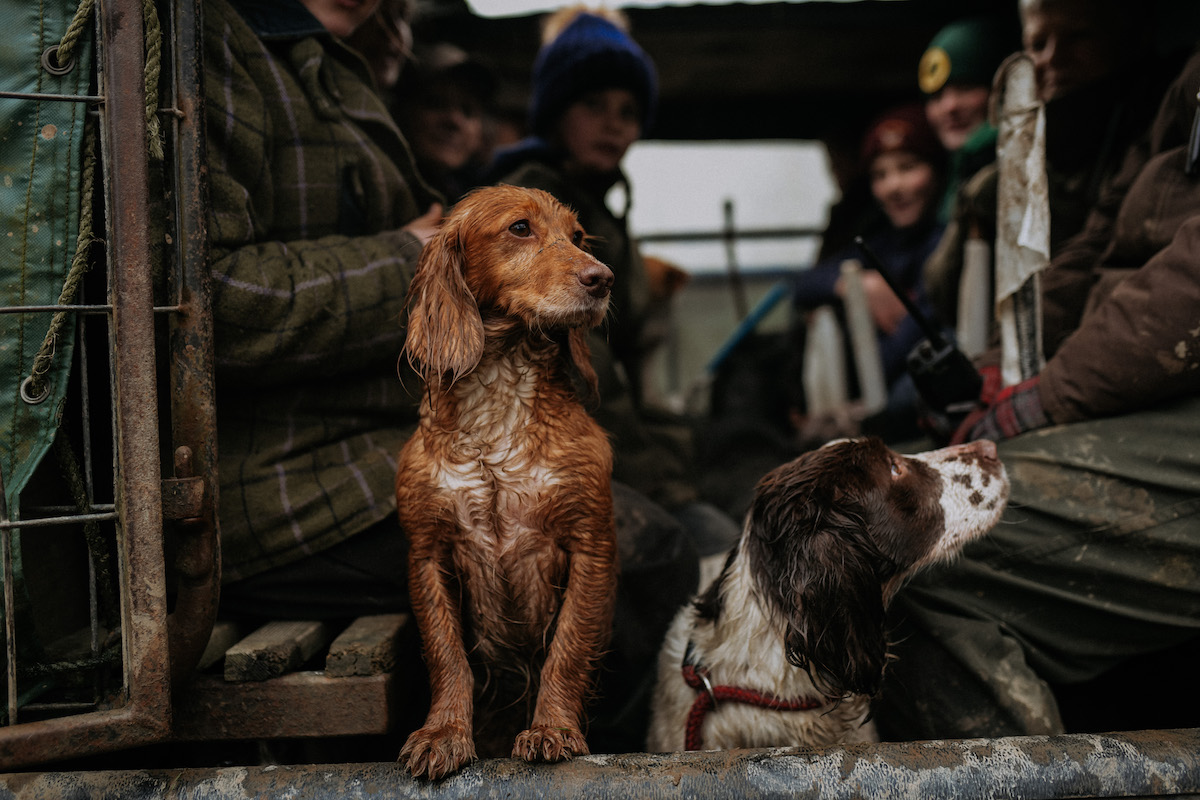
left=508, top=220, right=532, bottom=237
left=890, top=458, right=906, bottom=479
left=572, top=229, right=585, bottom=248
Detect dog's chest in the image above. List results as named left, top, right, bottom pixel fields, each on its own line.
left=432, top=359, right=570, bottom=533
left=427, top=358, right=580, bottom=645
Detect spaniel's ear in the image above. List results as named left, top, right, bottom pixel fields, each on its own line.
left=404, top=219, right=484, bottom=385
left=787, top=514, right=889, bottom=698
left=567, top=327, right=599, bottom=400
left=746, top=484, right=889, bottom=699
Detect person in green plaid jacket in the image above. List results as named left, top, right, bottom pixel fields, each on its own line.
left=204, top=0, right=442, bottom=617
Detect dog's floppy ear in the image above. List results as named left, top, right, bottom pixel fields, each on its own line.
left=404, top=217, right=485, bottom=385
left=566, top=328, right=599, bottom=400
left=746, top=479, right=890, bottom=699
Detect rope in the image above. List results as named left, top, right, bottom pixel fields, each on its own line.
left=681, top=663, right=825, bottom=751
left=55, top=0, right=95, bottom=68
left=142, top=0, right=164, bottom=160
left=24, top=121, right=98, bottom=402
left=24, top=0, right=165, bottom=400
left=53, top=434, right=119, bottom=628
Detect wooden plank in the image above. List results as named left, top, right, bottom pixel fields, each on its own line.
left=173, top=672, right=398, bottom=740
left=325, top=614, right=411, bottom=678
left=224, top=620, right=331, bottom=682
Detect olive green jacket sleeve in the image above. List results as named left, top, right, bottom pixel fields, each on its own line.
left=204, top=0, right=435, bottom=580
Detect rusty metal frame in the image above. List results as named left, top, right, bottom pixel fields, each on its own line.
left=159, top=0, right=221, bottom=694
left=4, top=729, right=1200, bottom=798
left=0, top=0, right=217, bottom=769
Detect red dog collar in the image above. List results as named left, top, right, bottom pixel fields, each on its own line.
left=680, top=642, right=826, bottom=751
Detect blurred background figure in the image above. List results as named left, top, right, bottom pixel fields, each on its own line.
left=917, top=16, right=1015, bottom=223
left=345, top=0, right=415, bottom=99
left=923, top=0, right=1176, bottom=331
left=487, top=6, right=662, bottom=411
left=789, top=103, right=946, bottom=446
left=394, top=43, right=498, bottom=202
left=1022, top=0, right=1133, bottom=103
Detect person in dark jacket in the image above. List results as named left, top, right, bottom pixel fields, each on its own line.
left=486, top=8, right=657, bottom=408
left=791, top=104, right=947, bottom=443
left=876, top=45, right=1200, bottom=740
left=923, top=0, right=1176, bottom=330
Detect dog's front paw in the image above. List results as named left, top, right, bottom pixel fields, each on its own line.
left=512, top=725, right=588, bottom=763
left=400, top=722, right=476, bottom=780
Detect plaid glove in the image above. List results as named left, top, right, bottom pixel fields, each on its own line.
left=976, top=364, right=1003, bottom=406
left=951, top=375, right=1050, bottom=444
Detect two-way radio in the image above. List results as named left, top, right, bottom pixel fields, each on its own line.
left=853, top=236, right=983, bottom=414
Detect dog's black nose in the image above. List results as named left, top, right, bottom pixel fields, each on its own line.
left=579, top=263, right=614, bottom=298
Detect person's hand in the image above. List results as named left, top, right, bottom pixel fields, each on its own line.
left=403, top=203, right=444, bottom=247
left=951, top=375, right=1049, bottom=444
left=858, top=270, right=908, bottom=335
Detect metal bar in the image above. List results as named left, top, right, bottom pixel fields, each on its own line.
left=722, top=199, right=748, bottom=320
left=2, top=530, right=17, bottom=726
left=636, top=226, right=824, bottom=244
left=99, top=0, right=172, bottom=740
left=22, top=702, right=100, bottom=713
left=0, top=512, right=120, bottom=531
left=0, top=91, right=105, bottom=103
left=0, top=305, right=185, bottom=314
left=161, top=0, right=221, bottom=691
left=9, top=504, right=117, bottom=515
left=0, top=467, right=16, bottom=726
left=79, top=287, right=104, bottom=692
left=3, top=730, right=1200, bottom=799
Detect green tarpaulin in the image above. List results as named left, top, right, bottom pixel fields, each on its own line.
left=1, top=4, right=93, bottom=514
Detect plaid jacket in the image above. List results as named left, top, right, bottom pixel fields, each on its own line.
left=204, top=0, right=438, bottom=581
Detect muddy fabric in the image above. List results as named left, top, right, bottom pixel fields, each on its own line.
left=923, top=55, right=1177, bottom=333
left=876, top=395, right=1200, bottom=738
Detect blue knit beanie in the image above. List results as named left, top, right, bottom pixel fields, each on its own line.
left=528, top=13, right=658, bottom=137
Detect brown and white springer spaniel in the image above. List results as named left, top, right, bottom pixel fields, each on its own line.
left=646, top=436, right=1008, bottom=752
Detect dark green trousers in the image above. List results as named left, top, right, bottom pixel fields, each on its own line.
left=876, top=395, right=1200, bottom=739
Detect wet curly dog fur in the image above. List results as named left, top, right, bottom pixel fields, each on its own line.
left=396, top=186, right=618, bottom=779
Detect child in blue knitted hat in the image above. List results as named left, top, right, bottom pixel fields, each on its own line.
left=487, top=8, right=658, bottom=391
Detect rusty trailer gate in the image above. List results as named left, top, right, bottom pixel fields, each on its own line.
left=1, top=0, right=219, bottom=767
left=0, top=0, right=1199, bottom=797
